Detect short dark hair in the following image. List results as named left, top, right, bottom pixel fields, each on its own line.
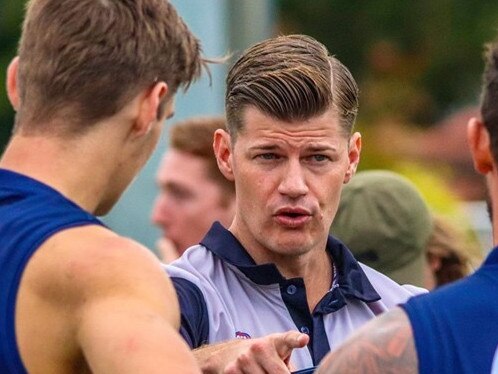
left=169, top=116, right=235, bottom=202
left=482, top=40, right=498, bottom=163
left=225, top=34, right=358, bottom=140
left=16, top=0, right=205, bottom=134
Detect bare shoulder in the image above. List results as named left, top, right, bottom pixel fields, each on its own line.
left=16, top=224, right=187, bottom=372
left=316, top=307, right=417, bottom=374
left=26, top=224, right=179, bottom=322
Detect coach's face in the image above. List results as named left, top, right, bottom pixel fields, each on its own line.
left=214, top=106, right=361, bottom=261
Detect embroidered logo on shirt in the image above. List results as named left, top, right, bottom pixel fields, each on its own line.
left=235, top=331, right=251, bottom=339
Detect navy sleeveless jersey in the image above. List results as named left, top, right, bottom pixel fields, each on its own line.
left=402, top=247, right=498, bottom=374
left=0, top=169, right=104, bottom=373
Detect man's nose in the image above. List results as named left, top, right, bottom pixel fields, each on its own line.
left=277, top=159, right=308, bottom=198
left=151, top=195, right=173, bottom=227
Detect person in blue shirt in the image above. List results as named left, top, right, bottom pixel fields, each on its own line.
left=316, top=37, right=498, bottom=374
left=0, top=0, right=206, bottom=372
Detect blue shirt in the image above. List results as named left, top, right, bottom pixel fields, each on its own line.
left=0, top=169, right=104, bottom=373
left=402, top=247, right=498, bottom=374
left=166, top=222, right=425, bottom=371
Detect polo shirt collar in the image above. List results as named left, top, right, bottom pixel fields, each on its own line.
left=201, top=222, right=380, bottom=303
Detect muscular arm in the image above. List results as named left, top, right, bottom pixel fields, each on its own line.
left=22, top=225, right=200, bottom=373
left=316, top=307, right=418, bottom=374
left=194, top=332, right=309, bottom=374
left=74, top=229, right=200, bottom=373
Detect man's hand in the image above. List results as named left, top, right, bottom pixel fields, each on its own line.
left=197, top=331, right=309, bottom=374
left=156, top=237, right=180, bottom=263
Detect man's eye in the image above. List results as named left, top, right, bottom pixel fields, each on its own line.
left=258, top=153, right=278, bottom=160
left=310, top=154, right=330, bottom=162
left=171, top=190, right=189, bottom=200
left=165, top=186, right=193, bottom=201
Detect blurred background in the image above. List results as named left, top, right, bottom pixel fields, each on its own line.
left=1, top=0, right=496, bottom=259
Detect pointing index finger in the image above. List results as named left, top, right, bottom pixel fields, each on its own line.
left=275, top=331, right=310, bottom=359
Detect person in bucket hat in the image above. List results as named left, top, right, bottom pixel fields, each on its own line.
left=331, top=169, right=433, bottom=287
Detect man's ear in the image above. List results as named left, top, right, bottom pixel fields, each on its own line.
left=213, top=129, right=235, bottom=181
left=7, top=57, right=20, bottom=110
left=134, top=81, right=169, bottom=136
left=344, top=132, right=362, bottom=184
left=468, top=117, right=493, bottom=174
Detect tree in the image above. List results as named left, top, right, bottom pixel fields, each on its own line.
left=277, top=0, right=498, bottom=126
left=0, top=0, right=24, bottom=150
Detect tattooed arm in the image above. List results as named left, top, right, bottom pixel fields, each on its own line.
left=316, top=307, right=418, bottom=374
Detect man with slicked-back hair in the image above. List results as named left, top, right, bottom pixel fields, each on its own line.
left=166, top=34, right=425, bottom=373
left=0, top=0, right=207, bottom=372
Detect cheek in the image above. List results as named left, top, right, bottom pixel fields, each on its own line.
left=185, top=199, right=208, bottom=217
left=315, top=174, right=344, bottom=207
left=194, top=189, right=227, bottom=217
left=199, top=207, right=223, bottom=227
left=165, top=198, right=199, bottom=223
left=237, top=178, right=268, bottom=210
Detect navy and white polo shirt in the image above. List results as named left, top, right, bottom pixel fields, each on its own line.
left=166, top=222, right=425, bottom=370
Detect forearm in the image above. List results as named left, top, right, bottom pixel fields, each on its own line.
left=194, top=340, right=249, bottom=373
left=316, top=308, right=418, bottom=374
left=193, top=331, right=309, bottom=374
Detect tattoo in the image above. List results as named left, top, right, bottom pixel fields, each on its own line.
left=316, top=308, right=417, bottom=374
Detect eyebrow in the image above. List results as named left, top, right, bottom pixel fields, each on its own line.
left=306, top=144, right=338, bottom=152
left=248, top=144, right=280, bottom=151
left=248, top=143, right=339, bottom=153
left=159, top=180, right=194, bottom=195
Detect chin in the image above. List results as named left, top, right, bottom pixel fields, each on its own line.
left=268, top=239, right=313, bottom=257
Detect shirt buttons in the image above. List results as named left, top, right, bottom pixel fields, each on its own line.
left=286, top=285, right=297, bottom=295
left=300, top=326, right=310, bottom=334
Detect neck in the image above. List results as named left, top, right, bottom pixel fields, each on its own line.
left=0, top=127, right=124, bottom=214
left=230, top=221, right=333, bottom=312
left=273, top=250, right=333, bottom=312
left=283, top=250, right=332, bottom=312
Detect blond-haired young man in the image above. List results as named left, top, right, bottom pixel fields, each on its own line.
left=0, top=0, right=206, bottom=372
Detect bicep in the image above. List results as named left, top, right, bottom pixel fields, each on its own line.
left=316, top=308, right=418, bottom=374
left=66, top=233, right=199, bottom=373
left=77, top=296, right=198, bottom=373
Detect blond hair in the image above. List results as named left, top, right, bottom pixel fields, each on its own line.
left=16, top=0, right=205, bottom=134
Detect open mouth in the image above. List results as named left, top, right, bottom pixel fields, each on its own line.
left=282, top=212, right=305, bottom=218
left=274, top=209, right=312, bottom=227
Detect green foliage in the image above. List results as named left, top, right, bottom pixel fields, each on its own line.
left=0, top=0, right=24, bottom=151
left=277, top=0, right=498, bottom=126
